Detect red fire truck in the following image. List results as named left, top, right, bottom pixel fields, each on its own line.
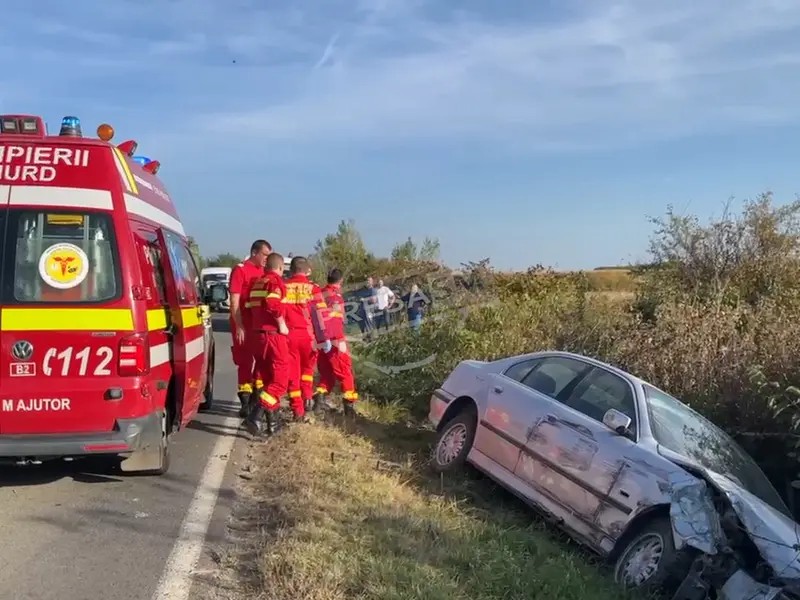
left=0, top=114, right=224, bottom=475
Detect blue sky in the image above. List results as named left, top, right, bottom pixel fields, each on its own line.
left=4, top=0, right=800, bottom=270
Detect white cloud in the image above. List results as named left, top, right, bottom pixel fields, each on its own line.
left=191, top=0, right=800, bottom=152
left=5, top=0, right=800, bottom=155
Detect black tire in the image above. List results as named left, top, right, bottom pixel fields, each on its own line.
left=613, top=516, right=692, bottom=592
left=199, top=354, right=215, bottom=412
left=431, top=409, right=477, bottom=473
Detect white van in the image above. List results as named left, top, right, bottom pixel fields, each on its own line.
left=200, top=267, right=232, bottom=311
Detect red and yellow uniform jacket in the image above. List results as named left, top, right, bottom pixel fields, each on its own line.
left=321, top=283, right=346, bottom=341
left=230, top=259, right=265, bottom=331
left=284, top=273, right=327, bottom=343
left=249, top=271, right=286, bottom=332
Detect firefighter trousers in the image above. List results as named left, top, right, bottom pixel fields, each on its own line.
left=287, top=330, right=317, bottom=416
left=253, top=331, right=290, bottom=412
left=316, top=340, right=358, bottom=404
left=230, top=325, right=255, bottom=393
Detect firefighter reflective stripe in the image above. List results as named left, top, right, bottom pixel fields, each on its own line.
left=316, top=385, right=328, bottom=394
left=343, top=390, right=359, bottom=400
left=255, top=379, right=264, bottom=388
left=329, top=311, right=343, bottom=318
left=266, top=293, right=281, bottom=299
left=250, top=290, right=267, bottom=298
left=238, top=383, right=253, bottom=393
left=289, top=390, right=302, bottom=398
left=244, top=301, right=259, bottom=308
left=301, top=374, right=313, bottom=382
left=1, top=308, right=134, bottom=331
left=316, top=302, right=327, bottom=308
left=260, top=390, right=279, bottom=407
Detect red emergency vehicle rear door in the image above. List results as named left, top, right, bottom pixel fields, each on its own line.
left=155, top=229, right=203, bottom=427
left=0, top=189, right=132, bottom=434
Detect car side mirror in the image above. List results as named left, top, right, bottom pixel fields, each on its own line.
left=602, top=409, right=632, bottom=436
left=207, top=285, right=228, bottom=304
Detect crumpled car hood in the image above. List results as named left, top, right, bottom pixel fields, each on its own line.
left=666, top=460, right=800, bottom=599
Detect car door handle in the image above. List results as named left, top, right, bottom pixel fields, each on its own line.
left=492, top=385, right=504, bottom=394
left=544, top=413, right=557, bottom=423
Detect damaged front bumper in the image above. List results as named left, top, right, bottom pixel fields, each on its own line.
left=668, top=471, right=800, bottom=600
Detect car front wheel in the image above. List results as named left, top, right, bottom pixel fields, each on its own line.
left=431, top=409, right=476, bottom=473
left=613, top=517, right=690, bottom=592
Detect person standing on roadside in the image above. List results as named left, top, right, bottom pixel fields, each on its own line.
left=374, top=278, right=395, bottom=332
left=245, top=252, right=290, bottom=437
left=283, top=256, right=330, bottom=422
left=229, top=239, right=271, bottom=416
left=355, top=276, right=377, bottom=341
left=402, top=283, right=428, bottom=330
left=314, top=268, right=358, bottom=417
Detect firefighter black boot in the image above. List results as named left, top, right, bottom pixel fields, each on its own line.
left=311, top=392, right=326, bottom=413
left=343, top=401, right=356, bottom=418
left=304, top=397, right=313, bottom=413
left=244, top=403, right=265, bottom=437
left=264, top=409, right=281, bottom=435
left=237, top=391, right=251, bottom=418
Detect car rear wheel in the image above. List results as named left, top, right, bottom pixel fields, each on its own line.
left=431, top=409, right=476, bottom=473
left=613, top=517, right=690, bottom=592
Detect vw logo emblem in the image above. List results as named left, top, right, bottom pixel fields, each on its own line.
left=11, top=340, right=33, bottom=361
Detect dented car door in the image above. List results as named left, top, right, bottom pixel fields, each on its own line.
left=514, top=363, right=643, bottom=539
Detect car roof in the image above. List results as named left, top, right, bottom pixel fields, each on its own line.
left=501, top=350, right=645, bottom=385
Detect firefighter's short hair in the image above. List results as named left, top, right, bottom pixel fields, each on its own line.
left=251, top=239, right=272, bottom=255
left=290, top=256, right=311, bottom=274
left=266, top=252, right=284, bottom=270
left=327, top=268, right=343, bottom=284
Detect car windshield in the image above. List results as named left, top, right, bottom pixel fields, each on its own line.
left=645, top=385, right=790, bottom=516
left=202, top=274, right=228, bottom=285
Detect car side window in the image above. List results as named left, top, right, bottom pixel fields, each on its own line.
left=520, top=357, right=588, bottom=399
left=564, top=367, right=637, bottom=434
left=503, top=358, right=542, bottom=383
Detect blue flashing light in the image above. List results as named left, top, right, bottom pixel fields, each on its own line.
left=132, top=155, right=151, bottom=166
left=59, top=115, right=82, bottom=137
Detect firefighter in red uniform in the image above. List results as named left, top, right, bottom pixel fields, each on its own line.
left=245, top=252, right=290, bottom=437
left=283, top=256, right=330, bottom=422
left=313, top=268, right=358, bottom=417
left=229, top=240, right=271, bottom=417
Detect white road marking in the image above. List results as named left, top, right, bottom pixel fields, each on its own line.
left=151, top=411, right=240, bottom=600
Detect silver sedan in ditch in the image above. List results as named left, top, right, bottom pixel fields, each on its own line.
left=429, top=351, right=800, bottom=597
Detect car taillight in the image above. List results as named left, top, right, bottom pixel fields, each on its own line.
left=118, top=333, right=150, bottom=376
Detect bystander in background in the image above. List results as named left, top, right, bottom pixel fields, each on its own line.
left=402, top=284, right=428, bottom=330
left=374, top=278, right=395, bottom=332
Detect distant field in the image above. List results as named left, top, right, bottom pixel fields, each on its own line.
left=582, top=268, right=636, bottom=292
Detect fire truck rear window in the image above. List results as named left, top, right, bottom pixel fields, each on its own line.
left=13, top=211, right=119, bottom=303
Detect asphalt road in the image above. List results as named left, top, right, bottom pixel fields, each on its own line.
left=0, top=316, right=244, bottom=600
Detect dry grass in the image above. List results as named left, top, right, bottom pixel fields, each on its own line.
left=201, top=404, right=628, bottom=600
left=583, top=269, right=636, bottom=293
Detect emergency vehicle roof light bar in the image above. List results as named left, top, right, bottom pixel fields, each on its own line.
left=59, top=116, right=82, bottom=137
left=1, top=115, right=45, bottom=136
left=117, top=140, right=137, bottom=157
left=133, top=155, right=161, bottom=176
